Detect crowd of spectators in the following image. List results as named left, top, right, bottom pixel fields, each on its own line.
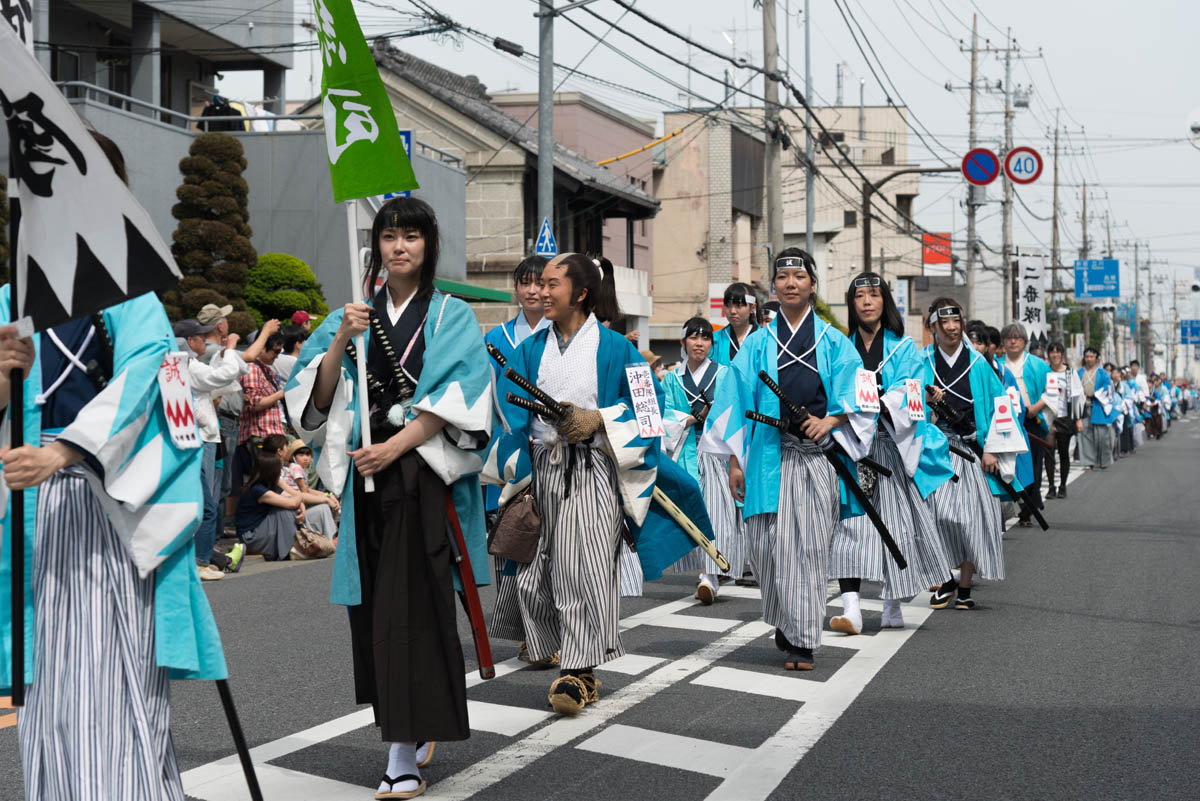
left=175, top=305, right=333, bottom=580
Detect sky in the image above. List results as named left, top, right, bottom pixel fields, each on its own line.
left=221, top=0, right=1200, bottom=329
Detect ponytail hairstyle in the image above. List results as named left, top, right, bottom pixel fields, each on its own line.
left=844, top=271, right=904, bottom=336
left=365, top=196, right=440, bottom=302
left=243, top=451, right=283, bottom=494
left=553, top=252, right=621, bottom=323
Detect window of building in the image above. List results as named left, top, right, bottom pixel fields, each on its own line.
left=819, top=131, right=845, bottom=149
left=881, top=147, right=895, bottom=166
left=844, top=209, right=857, bottom=228
left=896, top=194, right=914, bottom=231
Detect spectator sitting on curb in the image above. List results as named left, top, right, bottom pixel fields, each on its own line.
left=235, top=450, right=303, bottom=561
left=232, top=320, right=284, bottom=507
left=261, top=434, right=339, bottom=542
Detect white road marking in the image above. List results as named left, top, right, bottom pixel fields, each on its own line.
left=640, top=612, right=741, bottom=632
left=466, top=701, right=554, bottom=737
left=596, top=653, right=667, bottom=675
left=577, top=724, right=755, bottom=778
left=690, top=665, right=822, bottom=703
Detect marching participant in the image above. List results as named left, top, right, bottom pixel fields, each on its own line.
left=1043, top=342, right=1077, bottom=498
left=703, top=248, right=875, bottom=670
left=483, top=252, right=701, bottom=715
left=1, top=132, right=226, bottom=801
left=828, top=273, right=954, bottom=634
left=662, top=318, right=745, bottom=604
left=286, top=197, right=493, bottom=799
left=712, top=282, right=760, bottom=366
left=482, top=255, right=550, bottom=657
left=1075, top=347, right=1121, bottom=468
left=923, top=298, right=1025, bottom=611
left=999, top=323, right=1051, bottom=527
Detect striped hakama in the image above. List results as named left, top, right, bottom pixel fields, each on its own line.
left=489, top=557, right=525, bottom=642
left=618, top=540, right=643, bottom=597
left=19, top=468, right=183, bottom=801
left=828, top=428, right=952, bottom=599
left=745, top=439, right=839, bottom=651
left=928, top=432, right=1005, bottom=581
left=1079, top=420, right=1113, bottom=469
left=516, top=443, right=626, bottom=670
left=674, top=453, right=748, bottom=577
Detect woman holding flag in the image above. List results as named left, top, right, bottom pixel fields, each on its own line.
left=827, top=272, right=954, bottom=635
left=702, top=248, right=875, bottom=671
left=286, top=197, right=493, bottom=799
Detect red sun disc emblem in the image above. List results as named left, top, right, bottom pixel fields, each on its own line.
left=999, top=404, right=1008, bottom=414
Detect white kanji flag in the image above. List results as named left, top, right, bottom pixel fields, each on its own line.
left=1, top=20, right=181, bottom=333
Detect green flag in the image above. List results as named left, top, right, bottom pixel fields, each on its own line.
left=312, top=0, right=418, bottom=202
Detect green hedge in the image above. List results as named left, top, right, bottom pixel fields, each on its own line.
left=245, top=252, right=329, bottom=321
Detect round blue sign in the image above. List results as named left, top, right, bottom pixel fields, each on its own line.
left=961, top=148, right=1001, bottom=186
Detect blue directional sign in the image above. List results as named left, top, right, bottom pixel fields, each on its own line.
left=1074, top=259, right=1120, bottom=300
left=1180, top=319, right=1200, bottom=345
left=382, top=130, right=414, bottom=200
left=535, top=217, right=558, bottom=258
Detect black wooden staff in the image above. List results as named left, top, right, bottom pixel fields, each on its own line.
left=752, top=371, right=907, bottom=570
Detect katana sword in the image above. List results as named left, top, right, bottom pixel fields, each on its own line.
left=443, top=490, right=495, bottom=680
left=925, top=387, right=1049, bottom=531
left=488, top=345, right=731, bottom=574
left=749, top=372, right=907, bottom=570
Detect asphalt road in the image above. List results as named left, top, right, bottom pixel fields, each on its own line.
left=1, top=416, right=1197, bottom=800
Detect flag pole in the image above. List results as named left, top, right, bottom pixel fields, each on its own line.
left=7, top=145, right=25, bottom=707
left=345, top=200, right=375, bottom=493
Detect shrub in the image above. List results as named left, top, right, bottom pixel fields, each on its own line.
left=163, top=132, right=256, bottom=335
left=245, top=252, right=329, bottom=321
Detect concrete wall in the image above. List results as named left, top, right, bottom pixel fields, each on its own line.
left=1, top=97, right=465, bottom=310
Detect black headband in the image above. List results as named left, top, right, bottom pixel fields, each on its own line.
left=852, top=275, right=882, bottom=288
left=773, top=255, right=814, bottom=279
left=928, top=306, right=962, bottom=324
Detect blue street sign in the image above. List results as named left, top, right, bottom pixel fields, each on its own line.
left=383, top=130, right=414, bottom=200
left=1180, top=319, right=1200, bottom=345
left=535, top=217, right=558, bottom=258
left=1073, top=258, right=1120, bottom=300
left=961, top=147, right=1001, bottom=186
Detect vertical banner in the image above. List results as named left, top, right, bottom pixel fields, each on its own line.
left=312, top=0, right=418, bottom=202
left=1, top=0, right=34, bottom=53
left=1016, top=254, right=1047, bottom=342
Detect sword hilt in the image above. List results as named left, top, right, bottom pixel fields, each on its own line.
left=506, top=393, right=561, bottom=421
left=505, top=367, right=567, bottom=418
left=486, top=343, right=507, bottom=368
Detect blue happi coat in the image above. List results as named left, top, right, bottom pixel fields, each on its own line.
left=711, top=324, right=756, bottom=367
left=922, top=342, right=1026, bottom=498
left=1077, top=366, right=1122, bottom=425
left=660, top=360, right=728, bottom=481
left=482, top=323, right=714, bottom=581
left=996, top=360, right=1036, bottom=489
left=285, top=291, right=493, bottom=605
left=861, top=329, right=954, bottom=500
left=0, top=288, right=226, bottom=689
left=702, top=311, right=876, bottom=520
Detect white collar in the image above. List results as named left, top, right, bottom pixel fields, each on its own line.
left=1004, top=351, right=1026, bottom=371
left=687, top=358, right=713, bottom=386
left=386, top=287, right=417, bottom=327
left=938, top=340, right=964, bottom=364
left=777, top=305, right=813, bottom=335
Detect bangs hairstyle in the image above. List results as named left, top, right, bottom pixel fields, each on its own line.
left=365, top=196, right=440, bottom=302
left=723, top=282, right=756, bottom=307
left=550, top=253, right=621, bottom=323
left=681, top=317, right=713, bottom=340
left=845, top=271, right=903, bottom=336
left=243, top=451, right=282, bottom=494
left=1046, top=341, right=1067, bottom=355
left=925, top=296, right=962, bottom=330
left=772, top=247, right=817, bottom=281
left=513, top=254, right=548, bottom=285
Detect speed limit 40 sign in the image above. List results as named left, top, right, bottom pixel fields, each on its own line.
left=1005, top=146, right=1043, bottom=184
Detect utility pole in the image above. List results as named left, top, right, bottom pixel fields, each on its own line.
left=1050, top=118, right=1061, bottom=337
left=1134, top=241, right=1141, bottom=366
left=804, top=0, right=814, bottom=257
left=1105, top=212, right=1112, bottom=257
left=537, top=1, right=554, bottom=239
left=1001, top=28, right=1014, bottom=324
left=762, top=0, right=782, bottom=261
left=1081, top=179, right=1090, bottom=348
left=965, top=14, right=980, bottom=319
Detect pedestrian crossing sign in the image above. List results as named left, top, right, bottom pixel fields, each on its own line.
left=535, top=217, right=558, bottom=258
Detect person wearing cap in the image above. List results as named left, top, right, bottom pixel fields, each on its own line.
left=1076, top=347, right=1121, bottom=468
left=702, top=248, right=876, bottom=671
left=196, top=302, right=234, bottom=342
left=661, top=317, right=746, bottom=605
left=291, top=309, right=313, bottom=332
left=712, top=282, right=759, bottom=366
left=176, top=318, right=277, bottom=578
left=827, top=273, right=954, bottom=634
left=922, top=297, right=1025, bottom=611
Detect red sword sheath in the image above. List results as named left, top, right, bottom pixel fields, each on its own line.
left=443, top=490, right=496, bottom=680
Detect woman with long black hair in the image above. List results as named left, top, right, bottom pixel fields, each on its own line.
left=287, top=197, right=493, bottom=799
left=827, top=273, right=954, bottom=634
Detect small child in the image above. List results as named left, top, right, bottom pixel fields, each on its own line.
left=235, top=451, right=302, bottom=561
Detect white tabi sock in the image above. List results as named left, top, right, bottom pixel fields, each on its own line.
left=881, top=598, right=904, bottom=628
left=699, top=573, right=720, bottom=596
left=834, top=591, right=863, bottom=633
left=380, top=743, right=420, bottom=794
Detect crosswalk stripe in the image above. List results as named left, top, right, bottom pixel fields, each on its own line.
left=577, top=724, right=755, bottom=778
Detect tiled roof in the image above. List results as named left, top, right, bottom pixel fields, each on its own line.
left=372, top=41, right=659, bottom=216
